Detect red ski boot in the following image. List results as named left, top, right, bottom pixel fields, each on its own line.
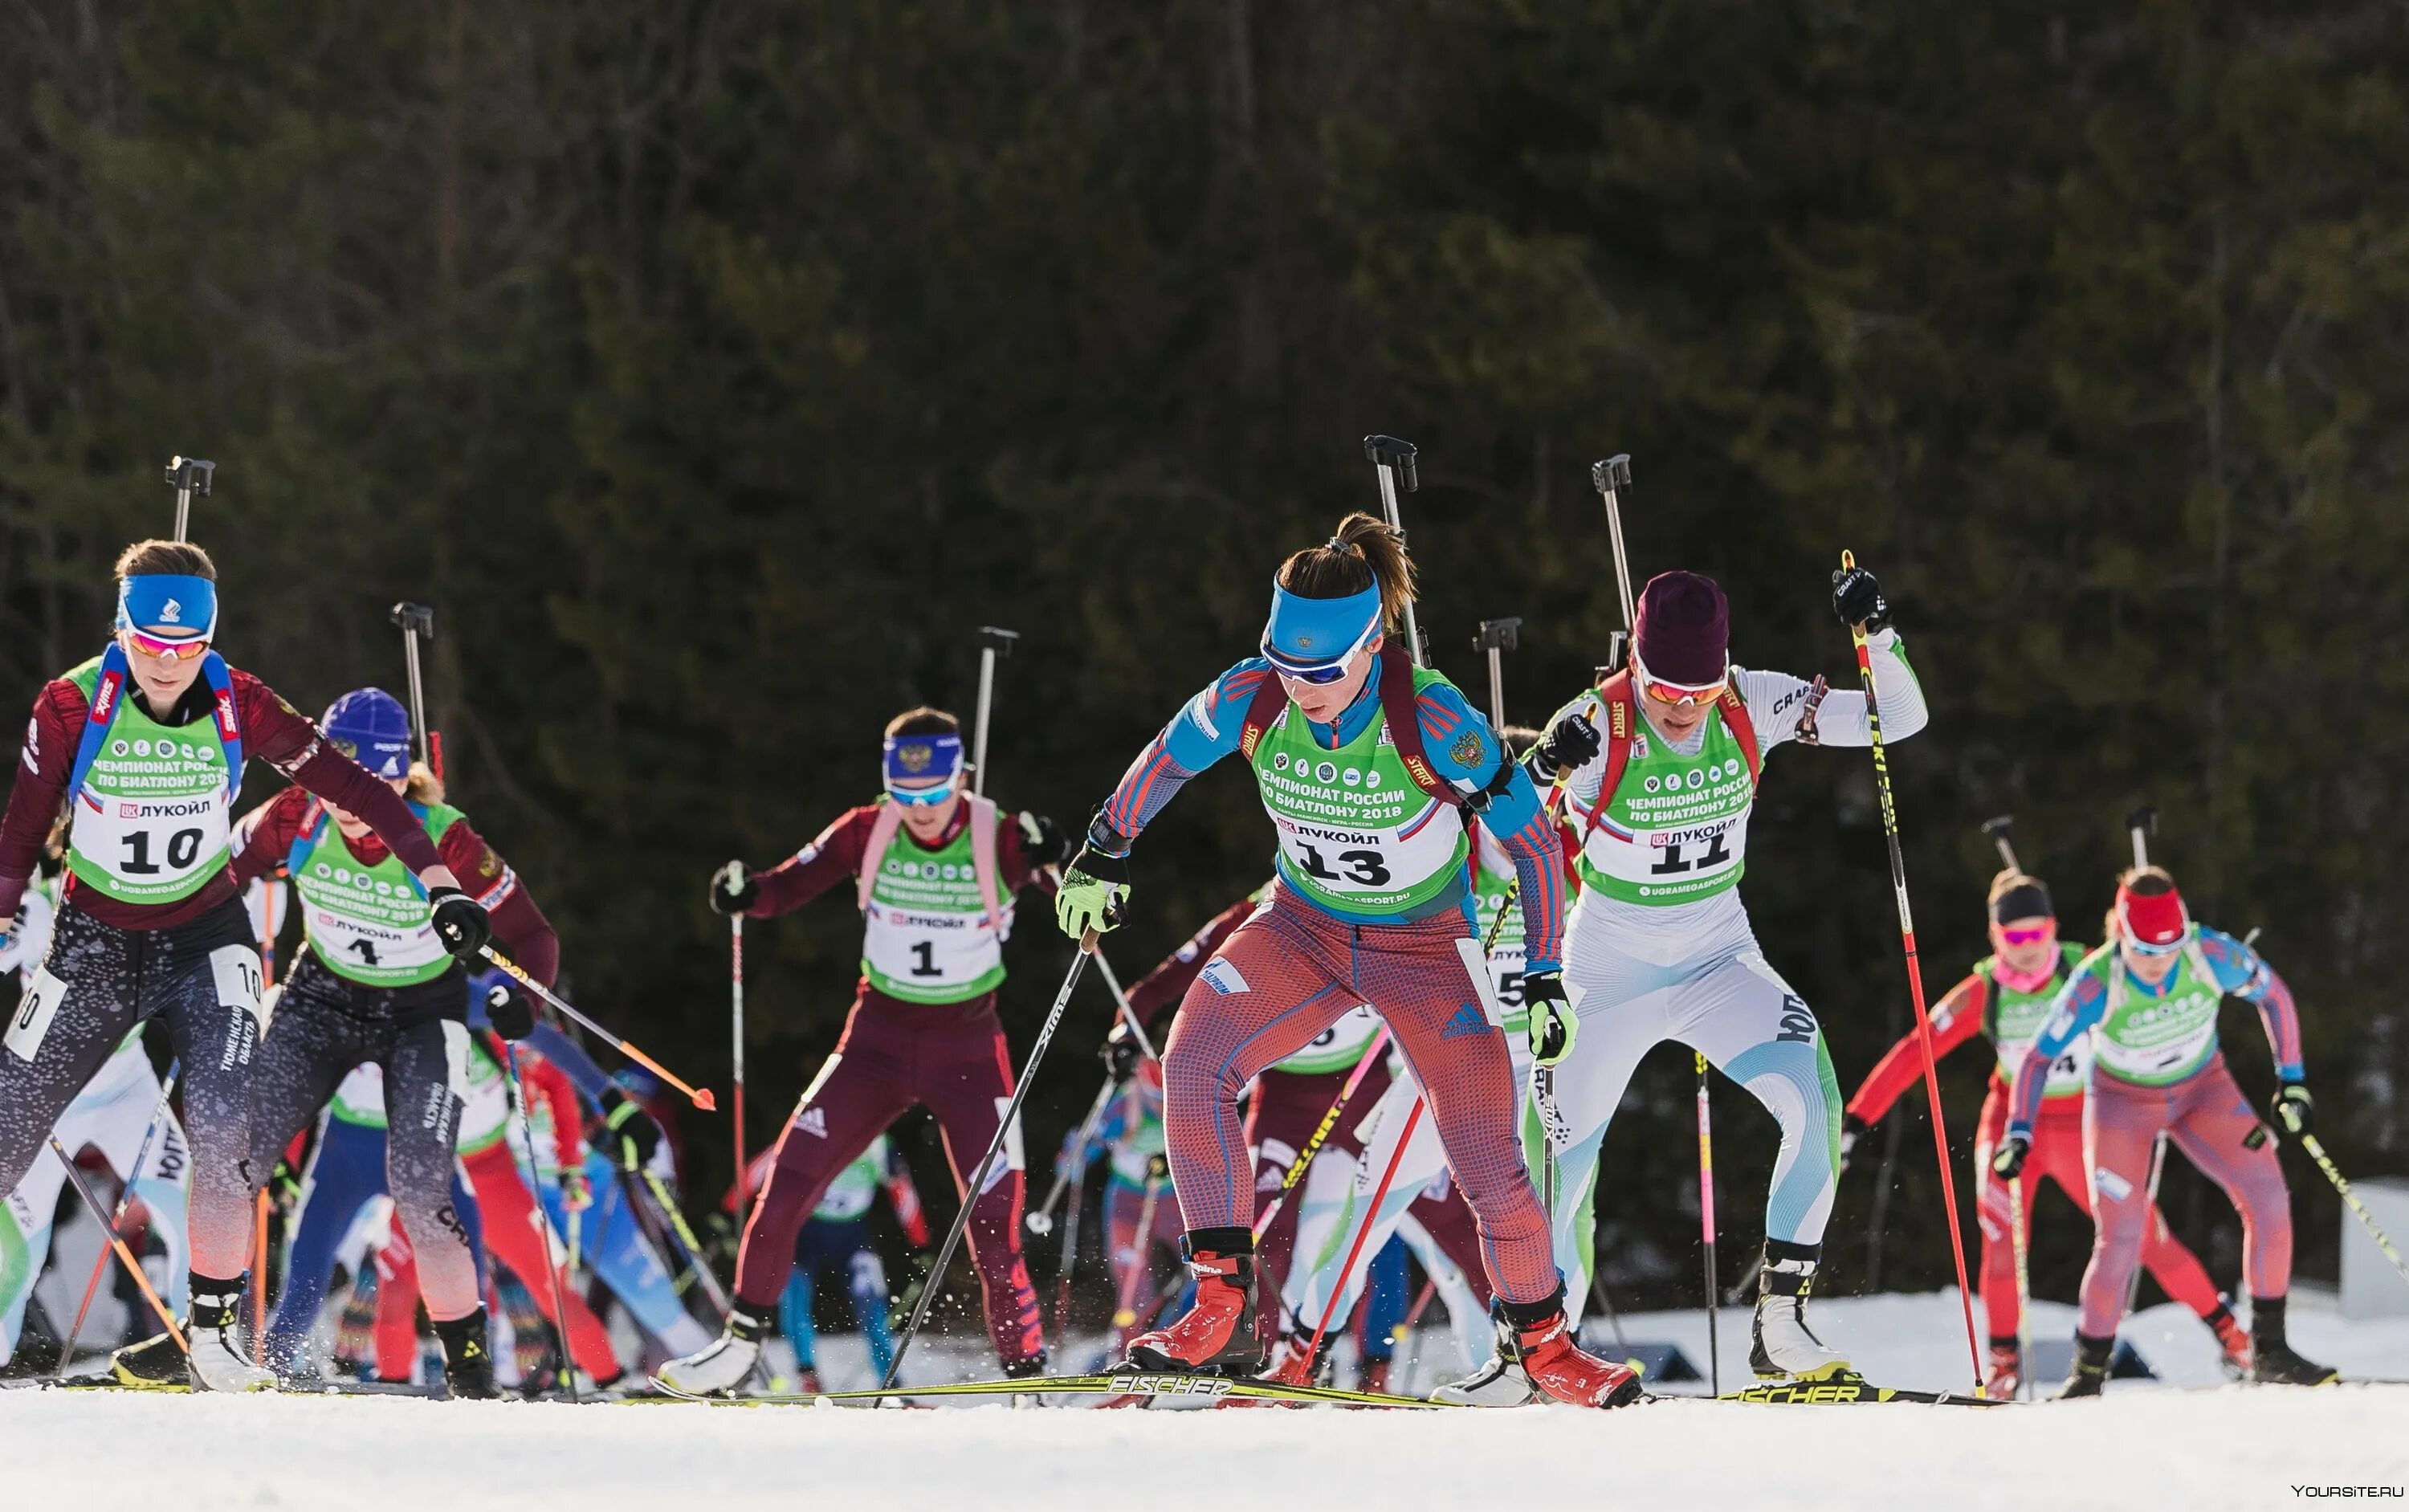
left=1982, top=1339, right=2022, bottom=1400
left=1123, top=1229, right=1267, bottom=1376
left=2206, top=1299, right=2252, bottom=1379
left=1503, top=1290, right=1641, bottom=1408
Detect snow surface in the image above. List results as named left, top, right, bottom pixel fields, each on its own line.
left=8, top=1293, right=2407, bottom=1512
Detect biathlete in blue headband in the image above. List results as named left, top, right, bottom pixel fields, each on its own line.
left=661, top=705, right=1074, bottom=1396
left=0, top=540, right=493, bottom=1392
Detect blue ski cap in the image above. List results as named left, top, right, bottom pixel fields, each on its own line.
left=882, top=732, right=964, bottom=805
left=1261, top=578, right=1382, bottom=678
left=322, top=687, right=413, bottom=780
left=116, top=574, right=218, bottom=640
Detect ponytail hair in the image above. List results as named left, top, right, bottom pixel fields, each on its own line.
left=405, top=760, right=446, bottom=806
left=1276, top=512, right=1416, bottom=636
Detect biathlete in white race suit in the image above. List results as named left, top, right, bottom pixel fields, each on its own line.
left=660, top=707, right=1067, bottom=1396
left=1461, top=565, right=1926, bottom=1400
left=0, top=541, right=493, bottom=1393
left=1054, top=511, right=1640, bottom=1408
left=1997, top=866, right=2335, bottom=1396
left=1270, top=745, right=1563, bottom=1384
left=1, top=871, right=191, bottom=1368
left=1842, top=867, right=2249, bottom=1399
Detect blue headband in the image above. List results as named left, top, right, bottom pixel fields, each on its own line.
left=116, top=574, right=218, bottom=640
left=883, top=733, right=964, bottom=792
left=1262, top=579, right=1383, bottom=674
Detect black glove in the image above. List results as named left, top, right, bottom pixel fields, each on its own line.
left=2272, top=1082, right=2314, bottom=1139
left=1839, top=1111, right=1869, bottom=1176
left=483, top=980, right=535, bottom=1041
left=708, top=864, right=757, bottom=917
left=428, top=886, right=492, bottom=960
left=1102, top=1024, right=1145, bottom=1084
left=600, top=1086, right=664, bottom=1169
left=1019, top=813, right=1074, bottom=870
left=1991, top=1134, right=2032, bottom=1180
left=1831, top=564, right=1891, bottom=633
left=1532, top=712, right=1603, bottom=776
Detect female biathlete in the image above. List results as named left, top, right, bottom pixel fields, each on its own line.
left=1052, top=512, right=1638, bottom=1408
left=1999, top=866, right=2334, bottom=1394
left=662, top=707, right=1066, bottom=1393
left=1842, top=867, right=2247, bottom=1398
left=1489, top=566, right=1925, bottom=1396
left=0, top=544, right=491, bottom=1392
left=210, top=687, right=560, bottom=1396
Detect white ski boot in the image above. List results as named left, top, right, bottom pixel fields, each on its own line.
left=1430, top=1306, right=1539, bottom=1407
left=1748, top=1241, right=1849, bottom=1381
left=656, top=1308, right=768, bottom=1396
left=183, top=1282, right=274, bottom=1392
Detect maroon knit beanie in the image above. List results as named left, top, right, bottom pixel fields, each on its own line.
left=1632, top=571, right=1729, bottom=686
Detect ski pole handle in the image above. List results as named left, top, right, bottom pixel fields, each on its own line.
left=480, top=946, right=717, bottom=1111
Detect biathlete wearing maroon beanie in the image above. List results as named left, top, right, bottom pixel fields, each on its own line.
left=659, top=707, right=1069, bottom=1394
left=1999, top=866, right=2334, bottom=1395
left=1844, top=868, right=2245, bottom=1400
left=0, top=541, right=492, bottom=1393
left=1513, top=564, right=1926, bottom=1391
left=1052, top=511, right=1640, bottom=1408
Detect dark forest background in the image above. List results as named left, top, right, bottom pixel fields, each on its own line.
left=6, top=0, right=2407, bottom=1327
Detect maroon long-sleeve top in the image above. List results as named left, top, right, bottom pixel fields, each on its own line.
left=230, top=785, right=560, bottom=987
left=0, top=665, right=445, bottom=930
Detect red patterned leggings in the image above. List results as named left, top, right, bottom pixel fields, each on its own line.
left=1162, top=888, right=1556, bottom=1307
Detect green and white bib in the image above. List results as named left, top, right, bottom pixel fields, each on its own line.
left=1248, top=671, right=1469, bottom=917
left=63, top=660, right=235, bottom=907
left=862, top=820, right=1007, bottom=1003
left=1472, top=849, right=1529, bottom=1035
left=2090, top=934, right=2225, bottom=1087
left=1576, top=703, right=1755, bottom=906
left=814, top=1135, right=891, bottom=1221
left=1979, top=944, right=2088, bottom=1099
left=291, top=805, right=462, bottom=988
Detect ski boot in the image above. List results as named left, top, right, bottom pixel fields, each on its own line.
left=434, top=1310, right=498, bottom=1401
left=1005, top=1353, right=1050, bottom=1408
left=2248, top=1297, right=2339, bottom=1386
left=1123, top=1229, right=1266, bottom=1375
left=1432, top=1304, right=1539, bottom=1407
left=1501, top=1287, right=1641, bottom=1408
left=792, top=1367, right=825, bottom=1396
left=1258, top=1331, right=1333, bottom=1389
left=1357, top=1358, right=1392, bottom=1396
left=115, top=1278, right=273, bottom=1392
left=2054, top=1332, right=2113, bottom=1399
left=656, top=1306, right=770, bottom=1396
left=1982, top=1339, right=2022, bottom=1401
left=2205, top=1297, right=2252, bottom=1379
left=1748, top=1241, right=1850, bottom=1381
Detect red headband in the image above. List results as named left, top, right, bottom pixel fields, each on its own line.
left=2116, top=885, right=2188, bottom=948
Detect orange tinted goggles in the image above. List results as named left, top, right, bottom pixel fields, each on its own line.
left=125, top=629, right=212, bottom=662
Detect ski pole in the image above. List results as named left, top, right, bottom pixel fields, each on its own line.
left=1302, top=1098, right=1423, bottom=1367
left=1037, top=1075, right=1116, bottom=1346
left=164, top=454, right=214, bottom=543
left=1029, top=1076, right=1115, bottom=1239
left=2008, top=1175, right=2032, bottom=1400
left=389, top=602, right=443, bottom=780
left=2300, top=1132, right=2409, bottom=1294
left=55, top=1058, right=181, bottom=1380
left=633, top=1165, right=734, bottom=1315
left=1249, top=1025, right=1394, bottom=1243
left=47, top=1136, right=185, bottom=1353
left=1696, top=1050, right=1720, bottom=1396
left=970, top=626, right=1020, bottom=799
left=1110, top=1164, right=1167, bottom=1336
left=1838, top=547, right=1982, bottom=1390
left=2118, top=1131, right=2169, bottom=1329
left=1087, top=946, right=1159, bottom=1063
left=479, top=947, right=715, bottom=1111
left=885, top=929, right=1100, bottom=1388
left=1363, top=435, right=1424, bottom=661
left=723, top=859, right=746, bottom=1221
left=250, top=1189, right=271, bottom=1362
left=499, top=1042, right=579, bottom=1403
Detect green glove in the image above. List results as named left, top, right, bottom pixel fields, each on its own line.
left=1523, top=969, right=1578, bottom=1067
left=2271, top=1082, right=2314, bottom=1139
left=1054, top=846, right=1128, bottom=939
